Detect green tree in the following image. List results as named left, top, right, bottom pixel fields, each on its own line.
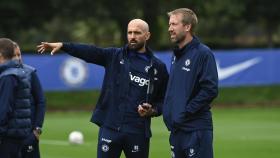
left=199, top=0, right=246, bottom=48
left=0, top=0, right=53, bottom=38
left=244, top=0, right=280, bottom=47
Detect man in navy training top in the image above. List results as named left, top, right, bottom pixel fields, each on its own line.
left=0, top=38, right=32, bottom=158
left=162, top=8, right=219, bottom=158
left=37, top=19, right=169, bottom=158
left=13, top=43, right=46, bottom=158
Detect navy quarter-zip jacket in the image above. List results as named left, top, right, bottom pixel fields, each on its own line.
left=62, top=43, right=169, bottom=137
left=163, top=36, right=218, bottom=132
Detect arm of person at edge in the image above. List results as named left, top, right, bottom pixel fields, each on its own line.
left=138, top=64, right=169, bottom=117
left=185, top=51, right=219, bottom=115
left=31, top=71, right=46, bottom=140
left=0, top=76, right=18, bottom=128
left=37, top=42, right=118, bottom=67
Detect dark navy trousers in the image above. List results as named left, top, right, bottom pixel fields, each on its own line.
left=21, top=133, right=40, bottom=158
left=169, top=130, right=213, bottom=158
left=0, top=138, right=23, bottom=158
left=97, top=127, right=150, bottom=158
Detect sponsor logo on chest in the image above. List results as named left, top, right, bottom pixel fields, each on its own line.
left=129, top=72, right=149, bottom=86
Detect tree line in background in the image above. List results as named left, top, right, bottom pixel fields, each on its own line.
left=1, top=0, right=280, bottom=51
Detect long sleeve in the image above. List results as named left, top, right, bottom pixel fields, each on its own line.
left=152, top=64, right=169, bottom=116
left=186, top=51, right=219, bottom=114
left=62, top=43, right=118, bottom=67
left=31, top=72, right=46, bottom=128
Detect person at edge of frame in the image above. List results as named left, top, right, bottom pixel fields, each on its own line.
left=0, top=38, right=32, bottom=158
left=13, top=42, right=46, bottom=158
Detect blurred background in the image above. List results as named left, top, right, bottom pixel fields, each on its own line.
left=1, top=0, right=280, bottom=158
left=1, top=0, right=280, bottom=50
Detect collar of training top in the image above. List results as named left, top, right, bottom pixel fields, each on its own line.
left=173, top=36, right=200, bottom=58
left=124, top=44, right=154, bottom=59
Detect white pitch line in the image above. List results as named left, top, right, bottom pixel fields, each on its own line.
left=41, top=140, right=94, bottom=146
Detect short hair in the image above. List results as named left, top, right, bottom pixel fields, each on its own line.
left=13, top=41, right=19, bottom=48
left=0, top=38, right=15, bottom=59
left=168, top=8, right=198, bottom=34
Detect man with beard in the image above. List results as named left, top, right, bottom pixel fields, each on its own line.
left=37, top=19, right=169, bottom=158
left=162, top=8, right=218, bottom=158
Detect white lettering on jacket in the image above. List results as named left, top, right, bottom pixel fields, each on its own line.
left=129, top=72, right=149, bottom=86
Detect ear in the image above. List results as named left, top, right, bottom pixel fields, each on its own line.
left=145, top=32, right=151, bottom=41
left=185, top=24, right=191, bottom=32
left=0, top=54, right=4, bottom=64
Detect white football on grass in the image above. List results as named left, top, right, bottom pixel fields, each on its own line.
left=69, top=131, right=84, bottom=145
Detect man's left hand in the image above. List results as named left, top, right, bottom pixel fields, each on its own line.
left=138, top=103, right=155, bottom=117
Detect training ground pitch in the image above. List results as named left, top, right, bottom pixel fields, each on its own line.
left=40, top=107, right=280, bottom=158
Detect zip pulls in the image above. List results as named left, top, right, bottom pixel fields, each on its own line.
left=145, top=61, right=155, bottom=104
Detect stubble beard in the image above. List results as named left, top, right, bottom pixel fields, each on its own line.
left=128, top=41, right=145, bottom=51
left=171, top=32, right=186, bottom=45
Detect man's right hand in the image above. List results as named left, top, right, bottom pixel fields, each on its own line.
left=37, top=42, right=63, bottom=55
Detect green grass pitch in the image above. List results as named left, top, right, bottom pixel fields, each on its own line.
left=40, top=107, right=280, bottom=158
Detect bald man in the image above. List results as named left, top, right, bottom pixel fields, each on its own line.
left=37, top=19, right=169, bottom=158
